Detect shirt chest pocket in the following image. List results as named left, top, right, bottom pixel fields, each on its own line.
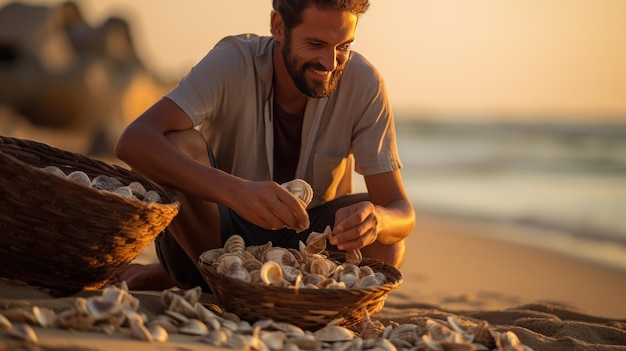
left=311, top=153, right=354, bottom=207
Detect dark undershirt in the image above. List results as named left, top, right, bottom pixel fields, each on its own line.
left=273, top=101, right=304, bottom=184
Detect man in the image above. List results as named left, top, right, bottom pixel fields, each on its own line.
left=115, top=0, right=415, bottom=291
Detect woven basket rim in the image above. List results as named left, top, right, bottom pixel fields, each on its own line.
left=0, top=136, right=180, bottom=208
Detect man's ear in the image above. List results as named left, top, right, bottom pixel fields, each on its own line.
left=270, top=11, right=285, bottom=42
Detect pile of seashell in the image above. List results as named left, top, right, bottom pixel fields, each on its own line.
left=0, top=283, right=533, bottom=350
left=0, top=282, right=154, bottom=345
left=199, top=226, right=388, bottom=290
left=41, top=165, right=162, bottom=203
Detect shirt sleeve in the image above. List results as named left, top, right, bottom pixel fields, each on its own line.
left=347, top=54, right=403, bottom=176
left=165, top=36, right=255, bottom=126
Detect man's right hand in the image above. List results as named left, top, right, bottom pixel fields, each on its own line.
left=226, top=180, right=310, bottom=232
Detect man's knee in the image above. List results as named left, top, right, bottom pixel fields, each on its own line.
left=361, top=239, right=406, bottom=268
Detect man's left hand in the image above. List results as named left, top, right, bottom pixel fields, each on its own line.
left=328, top=201, right=380, bottom=250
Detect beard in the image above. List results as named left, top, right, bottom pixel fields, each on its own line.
left=281, top=37, right=347, bottom=98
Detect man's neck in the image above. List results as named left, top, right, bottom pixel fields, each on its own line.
left=272, top=44, right=307, bottom=116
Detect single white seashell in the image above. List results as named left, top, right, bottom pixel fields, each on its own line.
left=260, top=261, right=284, bottom=286
left=0, top=307, right=36, bottom=324
left=337, top=265, right=361, bottom=288
left=270, top=321, right=305, bottom=335
left=91, top=174, right=124, bottom=191
left=42, top=165, right=66, bottom=177
left=302, top=274, right=326, bottom=286
left=242, top=258, right=263, bottom=272
left=263, top=247, right=298, bottom=267
left=309, top=257, right=332, bottom=277
left=247, top=241, right=273, bottom=261
left=353, top=274, right=383, bottom=289
left=498, top=330, right=523, bottom=347
left=223, top=235, right=246, bottom=255
left=200, top=329, right=230, bottom=346
left=0, top=313, right=12, bottom=330
left=305, top=226, right=330, bottom=255
left=147, top=315, right=179, bottom=333
left=168, top=294, right=197, bottom=318
left=325, top=281, right=347, bottom=289
left=446, top=316, right=474, bottom=343
left=318, top=278, right=340, bottom=289
left=101, top=285, right=126, bottom=304
left=225, top=262, right=252, bottom=282
left=359, top=265, right=375, bottom=278
left=261, top=330, right=286, bottom=350
left=369, top=338, right=396, bottom=351
left=313, top=324, right=354, bottom=342
left=143, top=190, right=162, bottom=203
left=237, top=320, right=253, bottom=333
left=113, top=185, right=134, bottom=199
left=179, top=318, right=210, bottom=336
left=253, top=319, right=275, bottom=330
left=288, top=248, right=303, bottom=262
left=421, top=333, right=443, bottom=351
left=345, top=249, right=363, bottom=265
left=86, top=296, right=122, bottom=319
left=288, top=333, right=322, bottom=349
left=426, top=319, right=464, bottom=343
left=32, top=306, right=57, bottom=328
left=249, top=269, right=263, bottom=284
left=199, top=248, right=224, bottom=265
left=281, top=265, right=302, bottom=284
left=357, top=309, right=385, bottom=339
left=388, top=323, right=420, bottom=343
left=217, top=253, right=245, bottom=275
left=8, top=323, right=38, bottom=344
left=164, top=310, right=189, bottom=324
left=129, top=317, right=154, bottom=342
left=183, top=286, right=202, bottom=305
left=128, top=181, right=147, bottom=199
left=147, top=324, right=169, bottom=343
left=67, top=170, right=91, bottom=185
left=374, top=272, right=388, bottom=285
left=217, top=316, right=239, bottom=332
left=194, top=303, right=220, bottom=331
left=281, top=179, right=313, bottom=206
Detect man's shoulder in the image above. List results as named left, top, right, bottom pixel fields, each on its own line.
left=344, top=51, right=384, bottom=83
left=215, top=34, right=274, bottom=54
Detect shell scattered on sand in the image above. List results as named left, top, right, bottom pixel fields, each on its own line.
left=41, top=166, right=161, bottom=203
left=199, top=226, right=389, bottom=290
left=0, top=284, right=533, bottom=350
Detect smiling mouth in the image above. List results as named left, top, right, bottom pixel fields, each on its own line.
left=310, top=67, right=330, bottom=78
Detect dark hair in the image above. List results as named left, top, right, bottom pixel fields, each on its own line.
left=272, top=0, right=370, bottom=30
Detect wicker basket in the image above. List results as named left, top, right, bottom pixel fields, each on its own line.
left=0, top=136, right=180, bottom=295
left=198, top=251, right=402, bottom=331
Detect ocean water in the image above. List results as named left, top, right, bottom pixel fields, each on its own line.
left=372, top=119, right=626, bottom=270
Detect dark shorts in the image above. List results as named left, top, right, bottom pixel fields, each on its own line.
left=155, top=191, right=369, bottom=291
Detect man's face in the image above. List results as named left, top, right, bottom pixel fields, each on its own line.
left=280, top=7, right=357, bottom=98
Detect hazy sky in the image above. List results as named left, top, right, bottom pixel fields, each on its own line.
left=5, top=0, right=626, bottom=119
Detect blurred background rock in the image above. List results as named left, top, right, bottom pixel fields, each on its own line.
left=0, top=1, right=174, bottom=155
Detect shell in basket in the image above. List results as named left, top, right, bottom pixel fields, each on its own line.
left=198, top=227, right=402, bottom=330
left=0, top=136, right=180, bottom=295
